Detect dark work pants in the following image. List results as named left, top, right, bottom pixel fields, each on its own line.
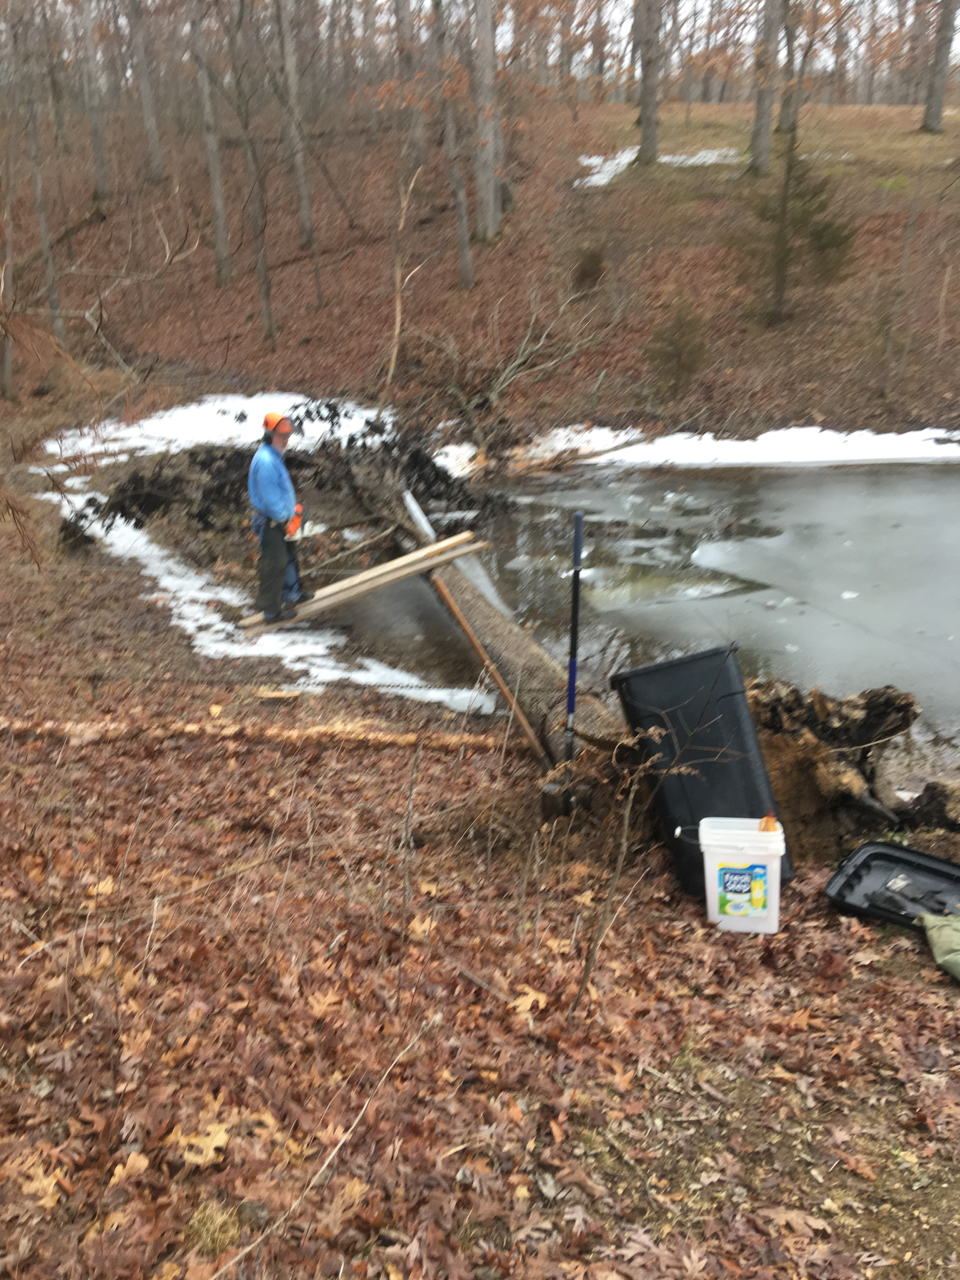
left=255, top=521, right=302, bottom=618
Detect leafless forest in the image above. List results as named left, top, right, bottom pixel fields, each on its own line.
left=3, top=0, right=960, bottom=436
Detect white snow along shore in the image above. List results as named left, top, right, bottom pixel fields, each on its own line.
left=44, top=395, right=494, bottom=715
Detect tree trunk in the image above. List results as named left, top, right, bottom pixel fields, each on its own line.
left=430, top=564, right=623, bottom=763
left=38, top=0, right=70, bottom=153
left=192, top=44, right=232, bottom=287
left=219, top=4, right=279, bottom=344
left=777, top=8, right=798, bottom=131
left=1, top=132, right=14, bottom=400
left=80, top=0, right=112, bottom=201
left=327, top=0, right=340, bottom=100
left=242, top=133, right=279, bottom=346
left=748, top=0, right=781, bottom=174
left=770, top=124, right=797, bottom=323
left=341, top=0, right=357, bottom=98
left=629, top=0, right=641, bottom=101
left=474, top=0, right=502, bottom=242
left=865, top=0, right=878, bottom=104
left=433, top=0, right=476, bottom=288
left=276, top=0, right=323, bottom=307
left=922, top=0, right=960, bottom=130
left=128, top=0, right=165, bottom=183
left=638, top=0, right=663, bottom=163
left=591, top=0, right=606, bottom=90
left=394, top=0, right=426, bottom=167
left=559, top=0, right=575, bottom=84
left=26, top=107, right=68, bottom=349
left=832, top=19, right=848, bottom=104
left=348, top=473, right=625, bottom=763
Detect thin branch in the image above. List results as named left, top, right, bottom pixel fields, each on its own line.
left=206, top=1014, right=440, bottom=1280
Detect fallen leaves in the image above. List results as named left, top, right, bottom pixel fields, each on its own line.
left=756, top=1205, right=833, bottom=1235
left=164, top=1121, right=231, bottom=1168
left=2, top=701, right=959, bottom=1280
left=830, top=1148, right=878, bottom=1180
left=20, top=1165, right=61, bottom=1209
left=109, top=1150, right=150, bottom=1185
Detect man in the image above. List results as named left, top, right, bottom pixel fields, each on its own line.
left=247, top=413, right=314, bottom=621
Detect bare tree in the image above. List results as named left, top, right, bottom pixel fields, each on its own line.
left=637, top=0, right=663, bottom=164
left=26, top=104, right=67, bottom=348
left=79, top=0, right=112, bottom=201
left=127, top=0, right=165, bottom=183
left=922, top=0, right=960, bottom=131
left=190, top=7, right=232, bottom=288
left=37, top=0, right=69, bottom=152
left=1, top=126, right=15, bottom=400
left=213, top=0, right=279, bottom=345
left=559, top=0, right=576, bottom=87
left=274, top=0, right=324, bottom=306
left=433, top=0, right=476, bottom=288
left=749, top=0, right=782, bottom=174
left=474, top=0, right=502, bottom=242
left=394, top=0, right=426, bottom=166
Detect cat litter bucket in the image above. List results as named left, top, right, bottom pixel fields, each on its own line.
left=700, top=817, right=785, bottom=935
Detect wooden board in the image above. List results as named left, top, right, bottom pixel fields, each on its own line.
left=239, top=531, right=474, bottom=630
left=241, top=539, right=489, bottom=633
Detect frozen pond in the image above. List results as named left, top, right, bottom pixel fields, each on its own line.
left=491, top=464, right=960, bottom=734
left=44, top=398, right=960, bottom=730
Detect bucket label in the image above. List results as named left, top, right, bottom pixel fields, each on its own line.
left=718, top=863, right=768, bottom=916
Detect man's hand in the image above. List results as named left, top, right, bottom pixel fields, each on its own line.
left=285, top=504, right=303, bottom=538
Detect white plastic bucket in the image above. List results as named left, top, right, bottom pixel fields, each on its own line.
left=700, top=817, right=785, bottom=935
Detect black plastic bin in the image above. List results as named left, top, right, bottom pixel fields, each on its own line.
left=825, top=842, right=960, bottom=929
left=610, top=645, right=794, bottom=897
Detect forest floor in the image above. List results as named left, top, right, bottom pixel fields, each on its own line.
left=1, top=439, right=960, bottom=1280
left=3, top=99, right=960, bottom=1280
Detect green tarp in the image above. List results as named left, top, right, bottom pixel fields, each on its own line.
left=918, top=913, right=960, bottom=981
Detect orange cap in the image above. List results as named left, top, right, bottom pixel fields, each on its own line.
left=263, top=412, right=293, bottom=435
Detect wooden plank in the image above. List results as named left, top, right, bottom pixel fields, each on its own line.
left=239, top=531, right=474, bottom=630
left=242, top=540, right=490, bottom=633
left=431, top=573, right=551, bottom=772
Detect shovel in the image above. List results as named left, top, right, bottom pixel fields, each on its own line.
left=541, top=510, right=585, bottom=819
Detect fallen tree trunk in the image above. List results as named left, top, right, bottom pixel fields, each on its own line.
left=344, top=459, right=626, bottom=763
left=0, top=714, right=524, bottom=755
left=430, top=562, right=625, bottom=763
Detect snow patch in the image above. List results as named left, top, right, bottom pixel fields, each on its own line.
left=659, top=147, right=743, bottom=168
left=51, top=392, right=387, bottom=465
left=43, top=394, right=495, bottom=716
left=575, top=146, right=743, bottom=188
left=517, top=424, right=642, bottom=461
left=577, top=424, right=960, bottom=469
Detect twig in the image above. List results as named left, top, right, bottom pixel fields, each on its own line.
left=397, top=742, right=422, bottom=1013
left=382, top=167, right=422, bottom=398
left=206, top=1015, right=440, bottom=1280
left=569, top=771, right=643, bottom=1016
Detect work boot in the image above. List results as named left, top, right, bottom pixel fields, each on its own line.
left=297, top=589, right=315, bottom=603
left=264, top=602, right=298, bottom=622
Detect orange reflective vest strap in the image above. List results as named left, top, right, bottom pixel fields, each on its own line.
left=285, top=504, right=303, bottom=538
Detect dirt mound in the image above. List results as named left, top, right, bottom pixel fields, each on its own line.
left=749, top=678, right=920, bottom=863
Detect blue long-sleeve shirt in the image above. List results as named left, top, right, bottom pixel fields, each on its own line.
left=248, top=443, right=297, bottom=524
